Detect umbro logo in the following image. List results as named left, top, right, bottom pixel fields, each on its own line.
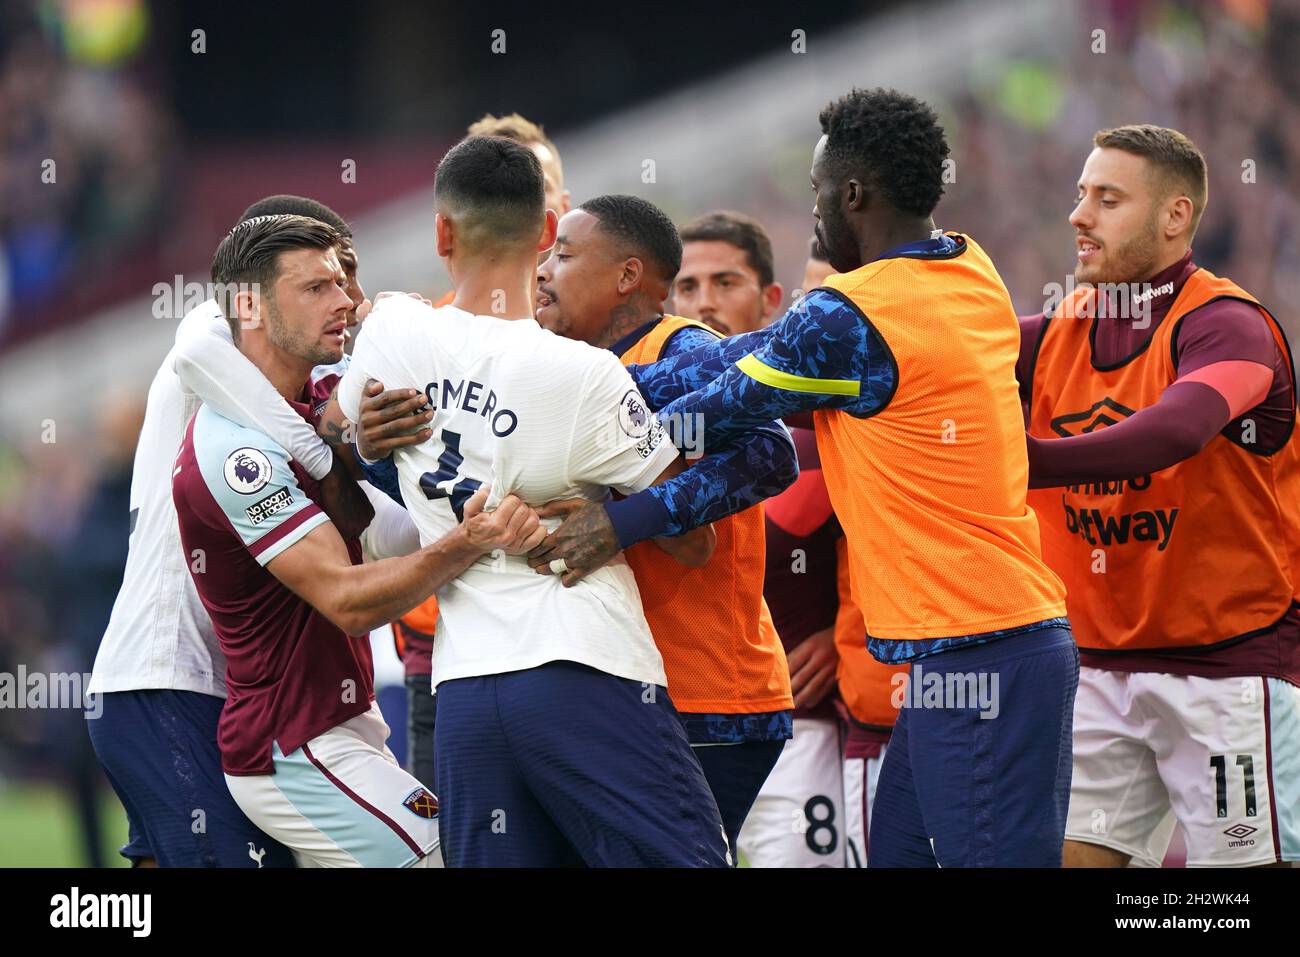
left=1223, top=823, right=1258, bottom=848
left=1050, top=397, right=1136, bottom=437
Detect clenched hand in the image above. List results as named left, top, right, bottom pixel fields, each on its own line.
left=525, top=498, right=621, bottom=587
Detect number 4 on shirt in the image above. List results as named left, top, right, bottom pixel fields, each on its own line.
left=418, top=429, right=482, bottom=522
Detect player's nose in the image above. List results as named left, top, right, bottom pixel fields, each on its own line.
left=1068, top=200, right=1092, bottom=231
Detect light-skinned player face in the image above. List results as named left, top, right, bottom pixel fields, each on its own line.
left=673, top=240, right=782, bottom=336
left=235, top=247, right=353, bottom=377
left=1069, top=146, right=1196, bottom=286
left=536, top=209, right=657, bottom=346
left=530, top=141, right=571, bottom=220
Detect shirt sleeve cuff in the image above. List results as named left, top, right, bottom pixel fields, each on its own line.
left=605, top=491, right=672, bottom=550
left=250, top=506, right=330, bottom=565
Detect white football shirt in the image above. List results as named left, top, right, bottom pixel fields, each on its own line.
left=89, top=301, right=225, bottom=696
left=338, top=299, right=677, bottom=689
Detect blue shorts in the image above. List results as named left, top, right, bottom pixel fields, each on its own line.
left=692, top=740, right=785, bottom=865
left=434, top=661, right=730, bottom=867
left=868, top=625, right=1079, bottom=867
left=87, top=689, right=294, bottom=868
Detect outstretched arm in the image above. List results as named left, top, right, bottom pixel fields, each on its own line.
left=1027, top=301, right=1277, bottom=488
left=653, top=289, right=895, bottom=453
left=612, top=324, right=800, bottom=544
left=172, top=300, right=375, bottom=538
left=626, top=324, right=776, bottom=409
left=173, top=300, right=334, bottom=479
left=268, top=486, right=545, bottom=636
left=525, top=324, right=802, bottom=584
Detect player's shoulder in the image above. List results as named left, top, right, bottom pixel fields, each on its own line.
left=487, top=318, right=615, bottom=375
left=309, top=354, right=349, bottom=403
left=1179, top=293, right=1273, bottom=336
left=190, top=406, right=290, bottom=494
left=356, top=296, right=445, bottom=350
left=662, top=322, right=722, bottom=356
left=783, top=286, right=874, bottom=341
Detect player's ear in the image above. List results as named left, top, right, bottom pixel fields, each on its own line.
left=559, top=190, right=572, bottom=217
left=1164, top=195, right=1194, bottom=242
left=537, top=208, right=559, bottom=254
left=234, top=288, right=259, bottom=332
left=435, top=213, right=454, bottom=259
left=761, top=281, right=785, bottom=320
left=618, top=256, right=644, bottom=295
left=846, top=178, right=865, bottom=212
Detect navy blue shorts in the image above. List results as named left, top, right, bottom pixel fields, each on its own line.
left=692, top=741, right=785, bottom=865
left=868, top=625, right=1079, bottom=867
left=87, top=689, right=294, bottom=868
left=434, top=661, right=730, bottom=867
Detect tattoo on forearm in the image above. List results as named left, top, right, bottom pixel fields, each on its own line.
left=320, top=418, right=352, bottom=448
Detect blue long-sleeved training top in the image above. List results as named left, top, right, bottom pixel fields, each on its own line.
left=602, top=318, right=797, bottom=549
left=356, top=318, right=801, bottom=551
left=623, top=235, right=1068, bottom=663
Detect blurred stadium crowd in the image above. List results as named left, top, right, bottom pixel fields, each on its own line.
left=0, top=0, right=175, bottom=337
left=0, top=0, right=1297, bottom=863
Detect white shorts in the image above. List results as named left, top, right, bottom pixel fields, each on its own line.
left=1125, top=809, right=1178, bottom=868
left=1066, top=666, right=1300, bottom=867
left=225, top=702, right=442, bottom=868
left=843, top=742, right=888, bottom=868
left=736, top=718, right=846, bottom=867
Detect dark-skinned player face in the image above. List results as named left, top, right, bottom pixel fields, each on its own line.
left=535, top=208, right=631, bottom=346
left=335, top=238, right=368, bottom=331
left=810, top=134, right=860, bottom=275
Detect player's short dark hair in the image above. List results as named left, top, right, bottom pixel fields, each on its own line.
left=435, top=135, right=545, bottom=247
left=466, top=112, right=563, bottom=181
left=678, top=210, right=775, bottom=287
left=238, top=195, right=351, bottom=238
left=579, top=194, right=682, bottom=283
left=1093, top=124, right=1209, bottom=235
left=818, top=87, right=950, bottom=218
left=210, top=214, right=340, bottom=339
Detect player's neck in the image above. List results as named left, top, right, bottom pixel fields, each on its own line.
left=593, top=294, right=661, bottom=350
left=1142, top=245, right=1192, bottom=283
left=240, top=339, right=312, bottom=401
left=451, top=264, right=536, bottom=321
left=859, top=215, right=936, bottom=264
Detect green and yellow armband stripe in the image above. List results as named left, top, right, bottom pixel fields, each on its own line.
left=736, top=354, right=860, bottom=396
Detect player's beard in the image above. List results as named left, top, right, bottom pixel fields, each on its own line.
left=1075, top=208, right=1160, bottom=286
left=265, top=297, right=343, bottom=367
left=816, top=206, right=859, bottom=275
